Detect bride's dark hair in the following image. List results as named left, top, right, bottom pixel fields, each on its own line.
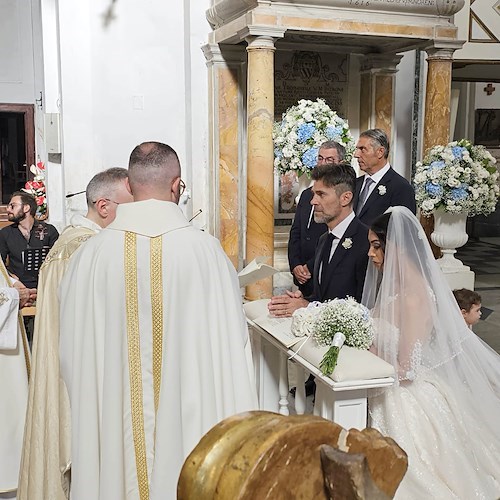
left=370, top=212, right=392, bottom=251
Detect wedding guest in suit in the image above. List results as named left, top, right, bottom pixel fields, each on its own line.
left=288, top=141, right=346, bottom=297
left=353, top=129, right=416, bottom=225
left=269, top=162, right=369, bottom=318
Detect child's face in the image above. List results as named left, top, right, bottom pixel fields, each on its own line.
left=462, top=303, right=482, bottom=327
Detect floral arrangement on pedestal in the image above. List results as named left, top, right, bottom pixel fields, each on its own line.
left=414, top=139, right=499, bottom=217
left=291, top=297, right=374, bottom=376
left=273, top=98, right=355, bottom=178
left=22, top=161, right=47, bottom=220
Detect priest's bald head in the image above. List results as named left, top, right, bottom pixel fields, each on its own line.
left=128, top=141, right=184, bottom=203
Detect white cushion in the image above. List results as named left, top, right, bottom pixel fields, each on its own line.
left=291, top=341, right=394, bottom=382
left=243, top=299, right=270, bottom=322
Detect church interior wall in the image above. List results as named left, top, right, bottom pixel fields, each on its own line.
left=393, top=50, right=417, bottom=179
left=57, top=0, right=211, bottom=228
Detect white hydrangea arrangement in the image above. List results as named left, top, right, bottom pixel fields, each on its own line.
left=291, top=297, right=374, bottom=376
left=273, top=98, right=354, bottom=178
left=414, top=139, right=499, bottom=217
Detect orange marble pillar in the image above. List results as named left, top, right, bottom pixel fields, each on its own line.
left=422, top=45, right=460, bottom=257
left=422, top=47, right=455, bottom=154
left=245, top=35, right=276, bottom=300
left=359, top=55, right=402, bottom=141
left=203, top=44, right=246, bottom=269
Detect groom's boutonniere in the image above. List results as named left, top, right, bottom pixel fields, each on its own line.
left=378, top=185, right=387, bottom=195
left=342, top=238, right=353, bottom=250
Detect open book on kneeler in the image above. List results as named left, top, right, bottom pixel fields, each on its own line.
left=23, top=246, right=50, bottom=273
left=243, top=299, right=301, bottom=348
left=290, top=342, right=395, bottom=382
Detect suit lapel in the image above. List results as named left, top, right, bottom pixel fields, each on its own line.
left=358, top=169, right=393, bottom=218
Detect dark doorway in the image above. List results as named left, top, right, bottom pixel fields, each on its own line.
left=0, top=104, right=35, bottom=224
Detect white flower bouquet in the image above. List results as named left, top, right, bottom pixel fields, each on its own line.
left=291, top=297, right=374, bottom=375
left=414, top=139, right=499, bottom=217
left=273, top=98, right=354, bottom=178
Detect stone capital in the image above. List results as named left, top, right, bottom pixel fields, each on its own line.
left=360, top=54, right=404, bottom=74
left=424, top=40, right=465, bottom=61
left=202, top=43, right=246, bottom=65
left=238, top=26, right=286, bottom=48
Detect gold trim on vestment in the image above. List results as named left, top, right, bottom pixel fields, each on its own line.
left=150, top=236, right=163, bottom=415
left=125, top=232, right=149, bottom=500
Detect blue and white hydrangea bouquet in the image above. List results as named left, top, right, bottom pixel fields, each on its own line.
left=273, top=98, right=354, bottom=178
left=414, top=139, right=499, bottom=217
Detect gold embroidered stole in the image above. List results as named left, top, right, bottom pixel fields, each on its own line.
left=125, top=232, right=163, bottom=500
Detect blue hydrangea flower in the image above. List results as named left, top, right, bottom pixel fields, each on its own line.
left=430, top=161, right=445, bottom=169
left=452, top=146, right=467, bottom=159
left=302, top=148, right=319, bottom=169
left=425, top=183, right=443, bottom=197
left=297, top=123, right=316, bottom=143
left=326, top=125, right=342, bottom=140
left=451, top=186, right=468, bottom=200
left=274, top=148, right=283, bottom=159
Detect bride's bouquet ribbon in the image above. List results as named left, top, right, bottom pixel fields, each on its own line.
left=319, top=332, right=346, bottom=375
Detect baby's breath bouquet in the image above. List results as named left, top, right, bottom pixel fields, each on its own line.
left=273, top=98, right=354, bottom=178
left=414, top=139, right=499, bottom=217
left=313, top=297, right=374, bottom=375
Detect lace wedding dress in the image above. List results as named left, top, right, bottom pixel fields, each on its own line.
left=362, top=207, right=500, bottom=499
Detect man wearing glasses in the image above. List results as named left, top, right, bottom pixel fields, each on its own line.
left=18, top=167, right=133, bottom=500
left=0, top=192, right=59, bottom=288
left=59, top=142, right=258, bottom=500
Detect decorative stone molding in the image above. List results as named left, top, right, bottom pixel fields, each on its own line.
left=207, top=0, right=258, bottom=29
left=202, top=43, right=247, bottom=65
left=207, top=0, right=466, bottom=29
left=360, top=54, right=404, bottom=73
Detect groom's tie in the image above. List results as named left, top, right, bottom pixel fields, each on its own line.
left=356, top=176, right=374, bottom=215
left=320, top=232, right=335, bottom=285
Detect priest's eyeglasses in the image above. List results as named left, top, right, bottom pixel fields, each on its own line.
left=179, top=179, right=186, bottom=196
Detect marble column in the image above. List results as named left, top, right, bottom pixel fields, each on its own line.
left=422, top=42, right=475, bottom=292
left=245, top=35, right=276, bottom=300
left=422, top=46, right=456, bottom=154
left=202, top=44, right=246, bottom=269
left=359, top=54, right=402, bottom=141
left=421, top=47, right=456, bottom=259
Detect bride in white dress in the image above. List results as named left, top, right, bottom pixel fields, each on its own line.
left=362, top=206, right=500, bottom=499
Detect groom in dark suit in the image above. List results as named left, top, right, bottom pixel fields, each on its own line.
left=353, top=128, right=416, bottom=225
left=288, top=140, right=346, bottom=297
left=269, top=162, right=369, bottom=317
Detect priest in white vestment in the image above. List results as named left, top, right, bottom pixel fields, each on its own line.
left=59, top=142, right=258, bottom=500
left=0, top=261, right=33, bottom=499
left=18, top=168, right=133, bottom=500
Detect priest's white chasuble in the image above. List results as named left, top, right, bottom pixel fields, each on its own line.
left=18, top=214, right=101, bottom=500
left=60, top=200, right=258, bottom=500
left=0, top=261, right=30, bottom=497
